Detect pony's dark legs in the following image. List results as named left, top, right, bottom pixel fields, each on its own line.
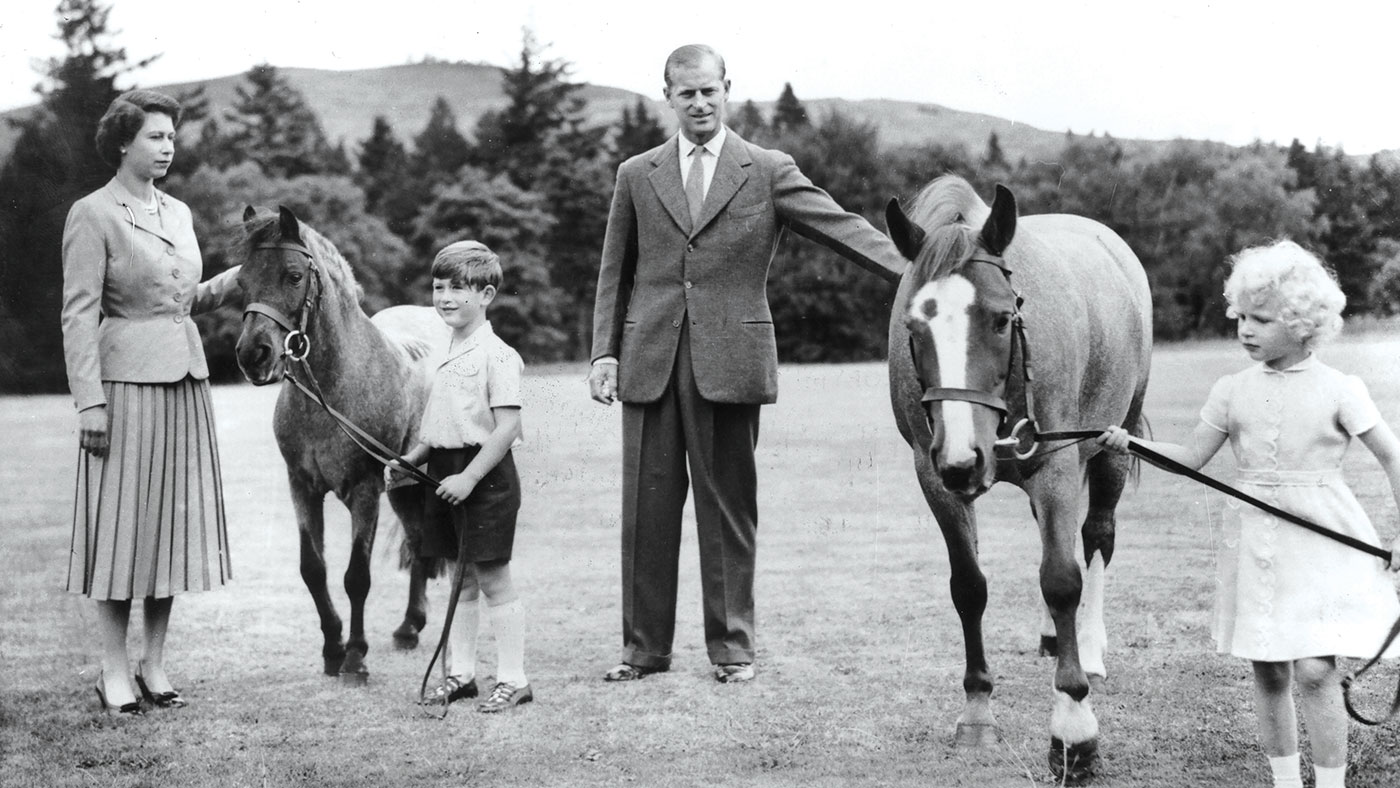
left=338, top=483, right=380, bottom=683
left=915, top=452, right=996, bottom=745
left=387, top=484, right=429, bottom=650
left=290, top=482, right=345, bottom=675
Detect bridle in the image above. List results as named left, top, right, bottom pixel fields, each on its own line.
left=242, top=241, right=322, bottom=363
left=909, top=247, right=1042, bottom=460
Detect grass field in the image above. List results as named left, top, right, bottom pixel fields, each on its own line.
left=3, top=337, right=1400, bottom=787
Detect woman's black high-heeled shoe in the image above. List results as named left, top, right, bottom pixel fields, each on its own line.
left=95, top=675, right=144, bottom=716
left=134, top=673, right=187, bottom=709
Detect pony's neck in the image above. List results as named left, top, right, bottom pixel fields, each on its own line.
left=303, top=286, right=382, bottom=374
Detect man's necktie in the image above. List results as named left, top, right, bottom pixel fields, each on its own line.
left=685, top=146, right=706, bottom=227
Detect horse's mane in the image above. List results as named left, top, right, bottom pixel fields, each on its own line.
left=906, top=175, right=992, bottom=279
left=242, top=211, right=365, bottom=304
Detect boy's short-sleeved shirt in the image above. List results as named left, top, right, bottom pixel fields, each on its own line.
left=419, top=321, right=524, bottom=449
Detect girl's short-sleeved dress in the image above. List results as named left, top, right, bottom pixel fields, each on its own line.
left=1201, top=354, right=1400, bottom=661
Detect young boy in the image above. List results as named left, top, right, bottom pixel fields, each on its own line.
left=391, top=240, right=531, bottom=712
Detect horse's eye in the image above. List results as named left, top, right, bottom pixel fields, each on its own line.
left=288, top=271, right=303, bottom=285
left=993, top=314, right=1012, bottom=333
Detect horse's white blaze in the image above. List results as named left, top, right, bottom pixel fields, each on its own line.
left=909, top=276, right=979, bottom=466
left=1050, top=690, right=1099, bottom=744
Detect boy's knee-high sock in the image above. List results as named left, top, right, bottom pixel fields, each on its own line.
left=490, top=598, right=527, bottom=686
left=1313, top=764, right=1346, bottom=788
left=446, top=596, right=480, bottom=680
left=1268, top=753, right=1303, bottom=788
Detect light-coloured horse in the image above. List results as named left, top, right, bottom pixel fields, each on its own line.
left=234, top=206, right=441, bottom=684
left=886, top=176, right=1151, bottom=782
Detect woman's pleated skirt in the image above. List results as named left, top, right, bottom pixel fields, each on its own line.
left=67, top=376, right=232, bottom=600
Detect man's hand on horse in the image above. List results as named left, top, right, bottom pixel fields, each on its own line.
left=1097, top=426, right=1132, bottom=455
left=588, top=360, right=618, bottom=405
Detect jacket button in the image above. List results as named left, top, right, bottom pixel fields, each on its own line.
left=671, top=319, right=680, bottom=328
left=174, top=315, right=184, bottom=324
left=684, top=280, right=693, bottom=289
left=172, top=268, right=182, bottom=278
left=173, top=292, right=183, bottom=302
left=686, top=243, right=695, bottom=252
left=165, top=247, right=175, bottom=255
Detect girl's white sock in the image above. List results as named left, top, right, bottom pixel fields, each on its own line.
left=1313, top=764, right=1346, bottom=788
left=1268, top=753, right=1303, bottom=788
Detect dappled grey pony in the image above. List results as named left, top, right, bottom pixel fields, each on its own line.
left=886, top=176, right=1151, bottom=783
left=234, top=206, right=442, bottom=684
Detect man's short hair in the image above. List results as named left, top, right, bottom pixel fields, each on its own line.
left=94, top=89, right=182, bottom=169
left=663, top=44, right=726, bottom=87
left=431, top=240, right=502, bottom=290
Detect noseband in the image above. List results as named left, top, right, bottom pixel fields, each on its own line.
left=910, top=250, right=1042, bottom=460
left=242, top=241, right=322, bottom=361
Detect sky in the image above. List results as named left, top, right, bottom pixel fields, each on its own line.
left=1, top=0, right=1397, bottom=154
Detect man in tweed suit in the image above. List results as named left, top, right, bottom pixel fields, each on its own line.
left=588, top=44, right=907, bottom=684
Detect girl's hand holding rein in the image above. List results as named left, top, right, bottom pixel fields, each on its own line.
left=78, top=405, right=108, bottom=457
left=1096, top=426, right=1132, bottom=455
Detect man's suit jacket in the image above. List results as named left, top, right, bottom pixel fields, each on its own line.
left=591, top=130, right=907, bottom=405
left=61, top=179, right=242, bottom=411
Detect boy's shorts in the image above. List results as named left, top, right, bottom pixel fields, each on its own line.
left=421, top=447, right=521, bottom=563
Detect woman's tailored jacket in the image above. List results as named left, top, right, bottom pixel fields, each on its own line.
left=61, top=179, right=242, bottom=412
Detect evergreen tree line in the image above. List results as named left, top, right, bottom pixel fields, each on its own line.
left=4, top=1, right=1399, bottom=395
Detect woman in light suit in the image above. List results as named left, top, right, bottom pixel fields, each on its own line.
left=61, top=89, right=241, bottom=715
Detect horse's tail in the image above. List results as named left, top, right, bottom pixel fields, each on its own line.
left=1127, top=410, right=1152, bottom=488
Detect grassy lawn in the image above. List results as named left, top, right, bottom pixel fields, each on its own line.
left=2, top=336, right=1399, bottom=787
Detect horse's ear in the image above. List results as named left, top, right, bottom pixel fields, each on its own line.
left=980, top=184, right=1017, bottom=256
left=278, top=205, right=303, bottom=243
left=885, top=197, right=926, bottom=260
left=242, top=205, right=257, bottom=223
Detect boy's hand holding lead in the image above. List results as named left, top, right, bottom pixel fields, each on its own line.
left=437, top=473, right=478, bottom=506
left=1097, top=426, right=1132, bottom=454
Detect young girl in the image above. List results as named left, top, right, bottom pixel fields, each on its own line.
left=1099, top=240, right=1400, bottom=788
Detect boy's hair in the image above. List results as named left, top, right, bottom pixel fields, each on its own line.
left=1223, top=239, right=1345, bottom=349
left=95, top=89, right=182, bottom=169
left=431, top=240, right=502, bottom=290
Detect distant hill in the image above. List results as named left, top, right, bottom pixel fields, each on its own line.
left=1, top=61, right=1393, bottom=167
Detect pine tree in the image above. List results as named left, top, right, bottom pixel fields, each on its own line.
left=613, top=97, right=667, bottom=165
left=982, top=132, right=1008, bottom=170
left=222, top=64, right=339, bottom=178
left=771, top=83, right=809, bottom=134
left=356, top=115, right=410, bottom=214
left=411, top=97, right=471, bottom=183
left=731, top=99, right=767, bottom=140
left=469, top=29, right=585, bottom=188
left=0, top=0, right=154, bottom=392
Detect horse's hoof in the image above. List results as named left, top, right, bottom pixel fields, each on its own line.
left=954, top=722, right=999, bottom=748
left=322, top=656, right=344, bottom=676
left=391, top=625, right=420, bottom=651
left=1049, top=736, right=1098, bottom=785
left=339, top=669, right=369, bottom=687
left=1039, top=635, right=1058, bottom=657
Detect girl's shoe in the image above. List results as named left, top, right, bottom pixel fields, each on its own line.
left=95, top=675, right=144, bottom=717
left=419, top=675, right=478, bottom=705
left=134, top=673, right=187, bottom=709
left=478, top=681, right=533, bottom=713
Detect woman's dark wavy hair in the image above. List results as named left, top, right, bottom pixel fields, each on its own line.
left=94, top=89, right=181, bottom=169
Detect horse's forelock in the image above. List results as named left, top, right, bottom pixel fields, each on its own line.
left=240, top=210, right=364, bottom=303
left=906, top=176, right=993, bottom=280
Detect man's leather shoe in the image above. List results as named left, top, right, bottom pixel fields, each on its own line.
left=714, top=663, right=755, bottom=683
left=603, top=662, right=667, bottom=682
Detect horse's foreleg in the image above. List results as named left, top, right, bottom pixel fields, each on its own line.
left=339, top=486, right=379, bottom=685
left=291, top=484, right=345, bottom=676
left=1030, top=473, right=1099, bottom=784
left=917, top=456, right=996, bottom=746
left=1077, top=446, right=1129, bottom=686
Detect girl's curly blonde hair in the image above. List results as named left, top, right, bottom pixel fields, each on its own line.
left=1223, top=240, right=1345, bottom=350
